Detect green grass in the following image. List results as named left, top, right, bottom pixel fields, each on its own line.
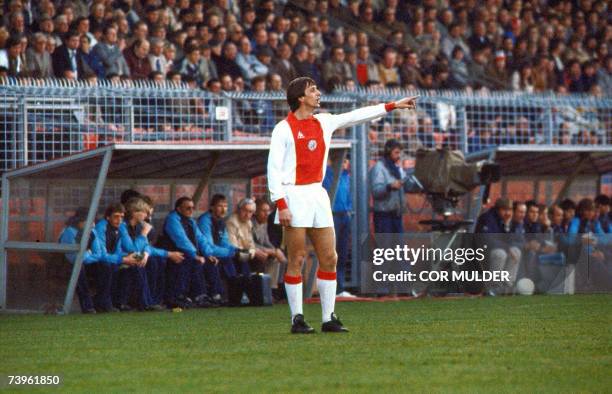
left=1, top=295, right=611, bottom=392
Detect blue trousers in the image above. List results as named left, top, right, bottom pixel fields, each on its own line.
left=115, top=265, right=155, bottom=308
left=204, top=256, right=251, bottom=299
left=76, top=265, right=94, bottom=312
left=373, top=212, right=404, bottom=234
left=166, top=257, right=206, bottom=302
left=146, top=256, right=166, bottom=305
left=333, top=212, right=351, bottom=294
left=93, top=263, right=119, bottom=311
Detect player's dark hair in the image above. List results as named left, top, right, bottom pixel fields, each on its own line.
left=576, top=198, right=595, bottom=217
left=287, top=76, right=316, bottom=112
left=104, top=202, right=125, bottom=218
left=175, top=196, right=193, bottom=210
left=513, top=201, right=526, bottom=211
left=594, top=194, right=610, bottom=206
left=210, top=194, right=226, bottom=207
left=560, top=198, right=576, bottom=211
left=120, top=189, right=142, bottom=205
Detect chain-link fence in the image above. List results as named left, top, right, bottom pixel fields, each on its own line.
left=3, top=80, right=610, bottom=175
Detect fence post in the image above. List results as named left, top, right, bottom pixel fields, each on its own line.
left=456, top=104, right=468, bottom=154
left=20, top=97, right=28, bottom=167
left=545, top=106, right=554, bottom=144
left=225, top=96, right=233, bottom=142
left=127, top=97, right=134, bottom=143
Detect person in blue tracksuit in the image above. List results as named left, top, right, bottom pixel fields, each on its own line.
left=117, top=197, right=184, bottom=311
left=158, top=196, right=216, bottom=308
left=594, top=194, right=612, bottom=233
left=323, top=158, right=355, bottom=298
left=197, top=194, right=249, bottom=303
left=58, top=207, right=99, bottom=313
left=566, top=198, right=608, bottom=263
left=93, top=203, right=140, bottom=312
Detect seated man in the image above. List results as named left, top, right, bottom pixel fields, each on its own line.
left=197, top=194, right=250, bottom=303
left=157, top=196, right=217, bottom=308
left=58, top=207, right=99, bottom=314
left=93, top=203, right=140, bottom=312
left=252, top=198, right=287, bottom=290
left=117, top=197, right=184, bottom=311
left=226, top=198, right=266, bottom=274
left=475, top=198, right=521, bottom=295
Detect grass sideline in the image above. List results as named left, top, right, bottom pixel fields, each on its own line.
left=1, top=294, right=610, bottom=392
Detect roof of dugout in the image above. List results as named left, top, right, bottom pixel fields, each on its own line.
left=4, top=142, right=352, bottom=180
left=465, top=145, right=612, bottom=177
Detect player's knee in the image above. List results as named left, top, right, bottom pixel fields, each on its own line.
left=288, top=249, right=307, bottom=266
left=319, top=250, right=337, bottom=268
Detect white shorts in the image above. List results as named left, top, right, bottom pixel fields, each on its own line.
left=275, top=183, right=333, bottom=228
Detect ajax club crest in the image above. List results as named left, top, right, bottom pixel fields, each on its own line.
left=308, top=139, right=317, bottom=151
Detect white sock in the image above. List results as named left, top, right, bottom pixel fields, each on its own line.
left=317, top=270, right=337, bottom=323
left=284, top=275, right=303, bottom=322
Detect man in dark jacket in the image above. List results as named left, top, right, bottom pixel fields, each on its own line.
left=52, top=29, right=93, bottom=79
left=475, top=198, right=521, bottom=295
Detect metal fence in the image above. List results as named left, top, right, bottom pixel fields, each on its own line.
left=1, top=79, right=610, bottom=174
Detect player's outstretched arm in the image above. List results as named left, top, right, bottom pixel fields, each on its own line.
left=327, top=95, right=419, bottom=131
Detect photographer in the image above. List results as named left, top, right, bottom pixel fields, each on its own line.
left=370, top=139, right=419, bottom=233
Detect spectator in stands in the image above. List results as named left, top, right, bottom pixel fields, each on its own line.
left=148, top=38, right=169, bottom=75
left=58, top=207, right=98, bottom=313
left=79, top=34, right=104, bottom=79
left=511, top=62, right=535, bottom=93
left=213, top=41, right=242, bottom=80
left=158, top=196, right=216, bottom=309
left=323, top=158, right=355, bottom=298
left=0, top=35, right=26, bottom=77
left=442, top=23, right=471, bottom=61
left=597, top=56, right=612, bottom=96
left=176, top=44, right=205, bottom=86
left=52, top=29, right=91, bottom=79
left=248, top=75, right=275, bottom=133
left=25, top=32, right=53, bottom=78
left=73, top=16, right=97, bottom=48
left=486, top=50, right=511, bottom=90
left=92, top=25, right=129, bottom=77
left=322, top=45, right=352, bottom=91
left=235, top=35, right=267, bottom=81
left=448, top=46, right=469, bottom=89
left=252, top=198, right=287, bottom=291
left=355, top=44, right=379, bottom=86
left=291, top=44, right=310, bottom=78
left=378, top=46, right=400, bottom=87
left=475, top=198, right=521, bottom=295
left=269, top=42, right=297, bottom=88
left=124, top=39, right=151, bottom=80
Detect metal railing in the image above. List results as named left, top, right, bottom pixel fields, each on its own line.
left=1, top=79, right=611, bottom=173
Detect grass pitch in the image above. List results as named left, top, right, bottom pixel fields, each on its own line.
left=1, top=294, right=610, bottom=392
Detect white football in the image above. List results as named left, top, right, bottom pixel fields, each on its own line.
left=516, top=278, right=535, bottom=295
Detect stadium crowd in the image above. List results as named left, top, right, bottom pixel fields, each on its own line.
left=0, top=0, right=609, bottom=96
